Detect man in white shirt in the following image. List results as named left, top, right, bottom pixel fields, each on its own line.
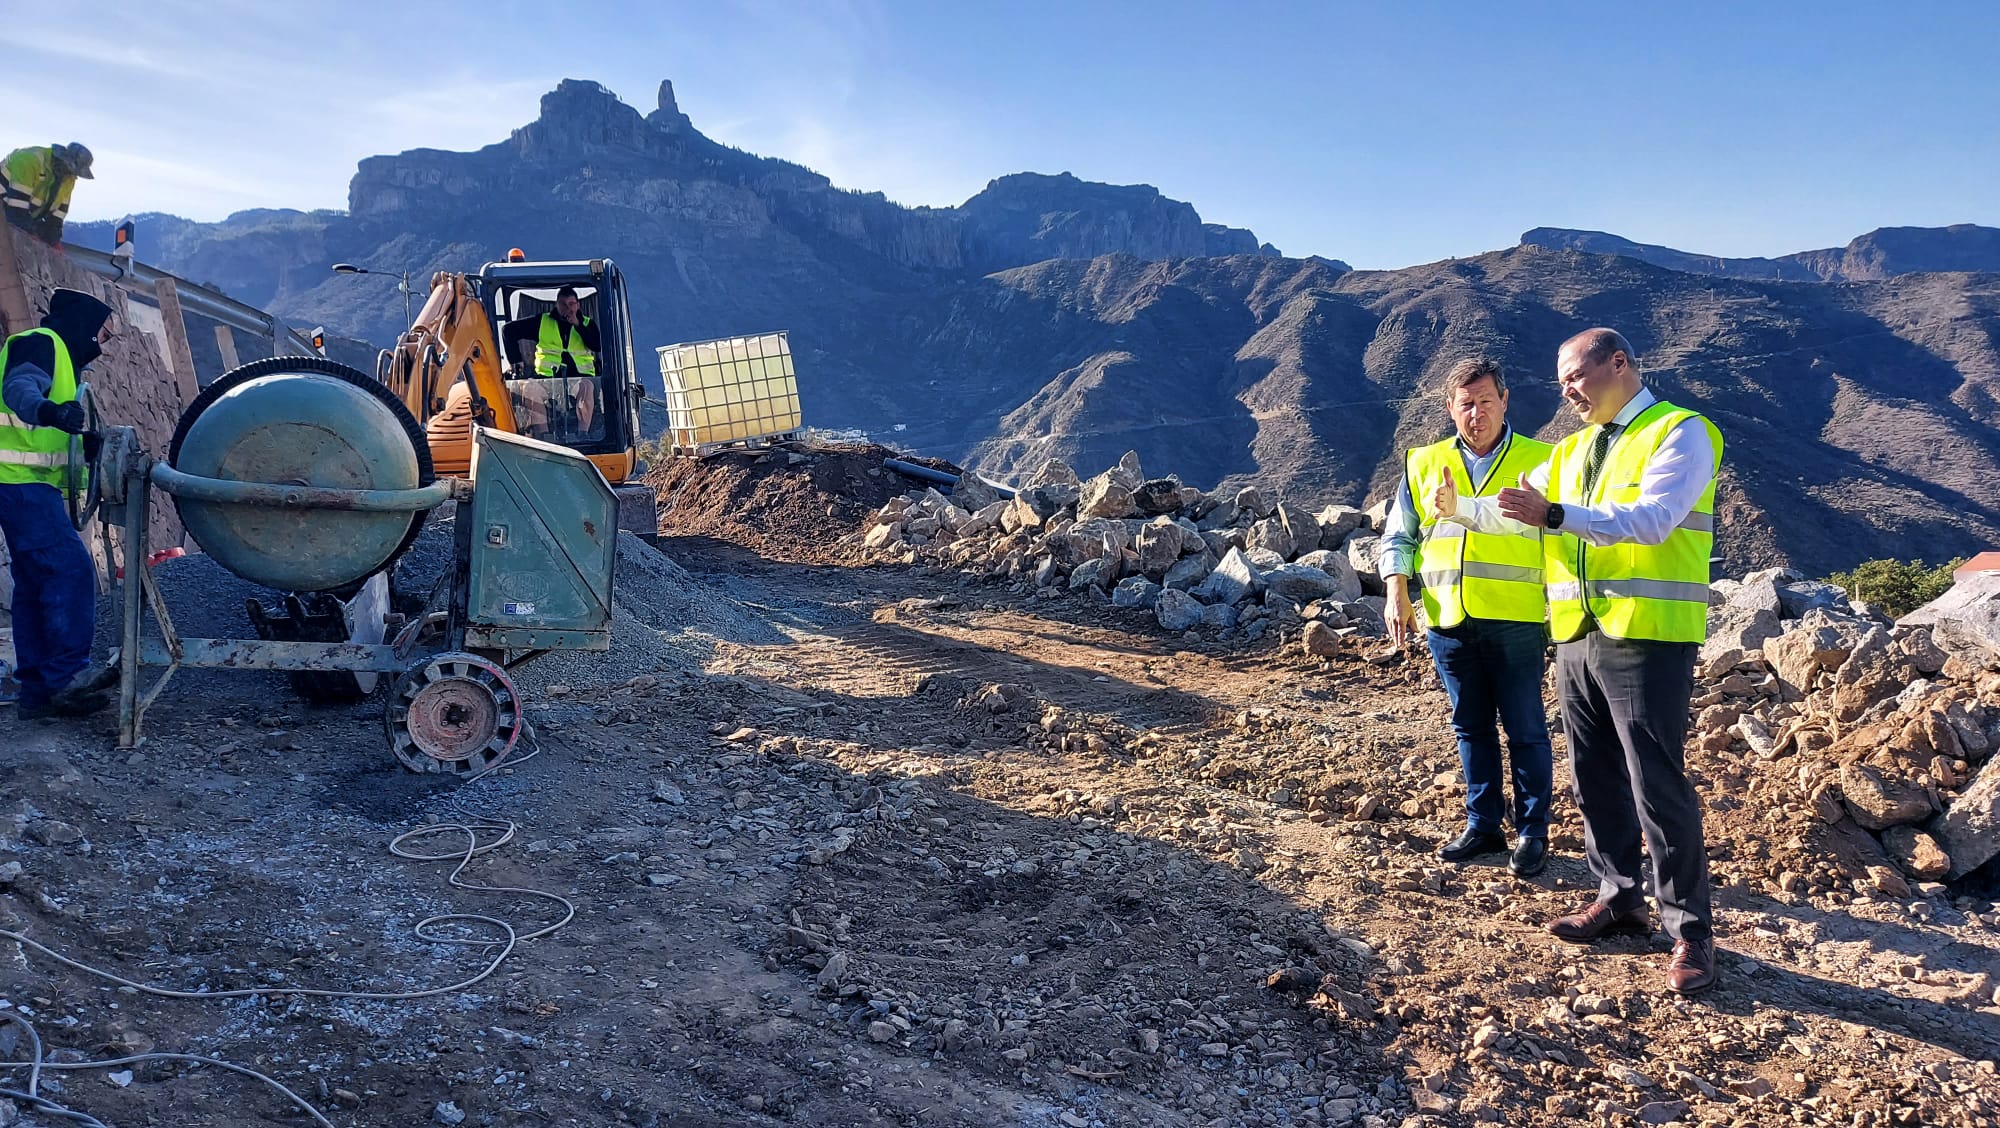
left=1436, top=327, right=1723, bottom=995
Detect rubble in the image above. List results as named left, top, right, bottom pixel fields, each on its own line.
left=853, top=451, right=1390, bottom=645
left=1689, top=570, right=2000, bottom=894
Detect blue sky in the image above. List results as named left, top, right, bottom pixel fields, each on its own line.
left=9, top=1, right=1997, bottom=269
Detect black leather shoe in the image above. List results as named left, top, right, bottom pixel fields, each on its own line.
left=18, top=688, right=108, bottom=720
left=1508, top=836, right=1548, bottom=877
left=1437, top=828, right=1507, bottom=863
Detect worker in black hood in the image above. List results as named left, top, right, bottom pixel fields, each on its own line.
left=1, top=287, right=119, bottom=719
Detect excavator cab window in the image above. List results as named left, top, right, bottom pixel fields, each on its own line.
left=494, top=285, right=615, bottom=451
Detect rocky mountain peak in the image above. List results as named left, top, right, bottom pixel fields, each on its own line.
left=649, top=79, right=694, bottom=134
left=512, top=77, right=675, bottom=159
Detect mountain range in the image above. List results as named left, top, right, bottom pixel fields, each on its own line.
left=70, top=78, right=2000, bottom=576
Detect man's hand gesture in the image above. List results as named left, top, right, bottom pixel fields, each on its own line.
left=1429, top=469, right=1459, bottom=522
left=1496, top=473, right=1551, bottom=528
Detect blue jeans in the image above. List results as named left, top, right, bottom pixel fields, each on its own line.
left=0, top=482, right=95, bottom=708
left=1426, top=618, right=1553, bottom=839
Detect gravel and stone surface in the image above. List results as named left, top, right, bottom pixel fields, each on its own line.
left=4, top=494, right=1996, bottom=1127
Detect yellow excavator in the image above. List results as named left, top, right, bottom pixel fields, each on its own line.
left=375, top=255, right=645, bottom=485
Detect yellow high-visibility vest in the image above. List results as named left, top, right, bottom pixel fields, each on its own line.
left=534, top=314, right=596, bottom=377
left=1, top=147, right=77, bottom=224
left=1544, top=400, right=1722, bottom=643
left=1408, top=431, right=1552, bottom=628
left=0, top=327, right=77, bottom=489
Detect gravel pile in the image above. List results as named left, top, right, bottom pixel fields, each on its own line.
left=396, top=520, right=783, bottom=693
left=645, top=440, right=961, bottom=564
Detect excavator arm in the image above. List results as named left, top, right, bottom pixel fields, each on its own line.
left=378, top=273, right=518, bottom=477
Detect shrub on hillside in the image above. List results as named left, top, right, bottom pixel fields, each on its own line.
left=1824, top=557, right=1964, bottom=618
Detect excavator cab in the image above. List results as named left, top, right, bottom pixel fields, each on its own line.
left=382, top=251, right=655, bottom=559
left=474, top=258, right=642, bottom=485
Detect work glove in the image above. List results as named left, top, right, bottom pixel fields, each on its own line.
left=82, top=431, right=103, bottom=464
left=36, top=400, right=88, bottom=434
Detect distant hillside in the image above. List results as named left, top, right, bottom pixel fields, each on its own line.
left=1522, top=224, right=2000, bottom=282
left=946, top=248, right=2000, bottom=575
left=69, top=78, right=2000, bottom=575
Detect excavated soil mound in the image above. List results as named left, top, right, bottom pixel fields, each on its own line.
left=646, top=441, right=959, bottom=564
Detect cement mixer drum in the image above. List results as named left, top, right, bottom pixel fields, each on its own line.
left=169, top=357, right=435, bottom=592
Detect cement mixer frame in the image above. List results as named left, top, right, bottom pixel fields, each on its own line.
left=90, top=360, right=619, bottom=775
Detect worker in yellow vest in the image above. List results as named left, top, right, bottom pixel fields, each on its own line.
left=1439, top=327, right=1723, bottom=996
left=507, top=286, right=600, bottom=440
left=516, top=286, right=598, bottom=380
left=1, top=288, right=119, bottom=718
left=1380, top=358, right=1554, bottom=877
left=2, top=143, right=94, bottom=245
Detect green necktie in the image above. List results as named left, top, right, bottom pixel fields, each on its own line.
left=1581, top=424, right=1619, bottom=497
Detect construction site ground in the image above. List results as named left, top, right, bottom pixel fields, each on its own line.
left=4, top=520, right=1999, bottom=1125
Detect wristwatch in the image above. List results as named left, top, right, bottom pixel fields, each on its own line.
left=1544, top=503, right=1566, bottom=530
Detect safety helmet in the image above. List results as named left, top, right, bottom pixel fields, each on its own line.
left=57, top=142, right=94, bottom=178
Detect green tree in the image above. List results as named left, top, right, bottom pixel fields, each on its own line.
left=1823, top=557, right=1965, bottom=618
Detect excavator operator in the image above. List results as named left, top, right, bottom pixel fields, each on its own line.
left=505, top=287, right=601, bottom=443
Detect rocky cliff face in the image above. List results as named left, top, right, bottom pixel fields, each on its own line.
left=83, top=79, right=1277, bottom=348
left=1523, top=224, right=2000, bottom=282
left=958, top=172, right=1275, bottom=272
left=68, top=79, right=2000, bottom=576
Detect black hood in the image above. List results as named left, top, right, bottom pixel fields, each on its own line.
left=41, top=288, right=113, bottom=369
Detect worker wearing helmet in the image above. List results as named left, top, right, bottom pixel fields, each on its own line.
left=2, top=143, right=94, bottom=246
left=1, top=288, right=120, bottom=718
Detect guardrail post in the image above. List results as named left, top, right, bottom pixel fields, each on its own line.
left=152, top=277, right=202, bottom=390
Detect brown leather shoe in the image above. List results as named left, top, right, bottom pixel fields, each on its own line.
left=1546, top=901, right=1650, bottom=944
left=1666, top=939, right=1717, bottom=995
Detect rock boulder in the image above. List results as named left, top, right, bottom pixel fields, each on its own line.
left=1932, top=755, right=2000, bottom=879
left=1156, top=588, right=1203, bottom=631
left=1839, top=763, right=1935, bottom=831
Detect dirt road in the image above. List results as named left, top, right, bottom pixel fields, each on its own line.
left=1, top=535, right=1995, bottom=1126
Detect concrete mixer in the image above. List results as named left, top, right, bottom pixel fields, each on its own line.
left=91, top=356, right=617, bottom=775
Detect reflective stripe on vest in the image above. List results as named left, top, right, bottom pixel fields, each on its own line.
left=534, top=314, right=596, bottom=377
left=1407, top=430, right=1553, bottom=628
left=0, top=449, right=65, bottom=467
left=1542, top=400, right=1723, bottom=643
left=0, top=327, right=77, bottom=489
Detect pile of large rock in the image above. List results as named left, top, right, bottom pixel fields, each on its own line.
left=1693, top=567, right=2000, bottom=893
left=851, top=452, right=1392, bottom=644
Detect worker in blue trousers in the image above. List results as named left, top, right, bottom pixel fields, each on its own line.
left=1, top=288, right=118, bottom=719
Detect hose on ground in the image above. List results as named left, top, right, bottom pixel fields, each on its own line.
left=0, top=736, right=568, bottom=1123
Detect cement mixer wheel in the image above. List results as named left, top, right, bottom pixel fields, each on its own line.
left=386, top=652, right=520, bottom=776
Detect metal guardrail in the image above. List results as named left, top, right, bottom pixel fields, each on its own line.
left=59, top=242, right=319, bottom=356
